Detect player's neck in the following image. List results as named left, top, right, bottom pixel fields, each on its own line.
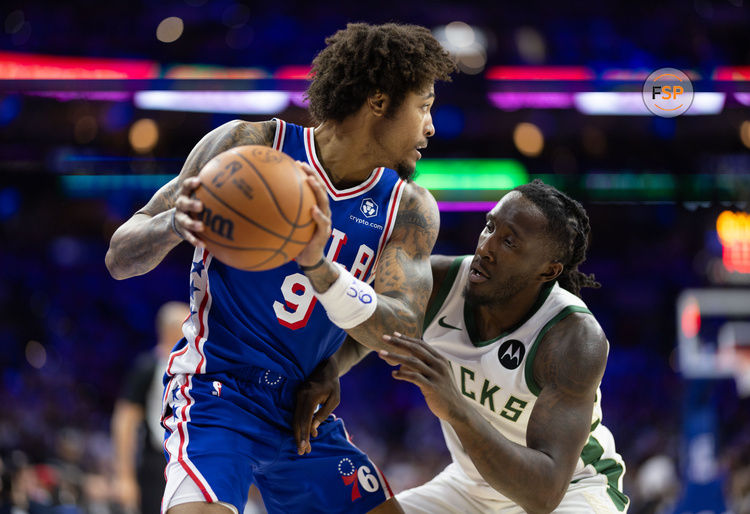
left=314, top=118, right=383, bottom=188
left=474, top=284, right=545, bottom=341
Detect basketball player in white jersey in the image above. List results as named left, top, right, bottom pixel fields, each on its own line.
left=295, top=180, right=629, bottom=513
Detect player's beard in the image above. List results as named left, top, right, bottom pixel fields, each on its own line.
left=395, top=161, right=416, bottom=181
left=464, top=271, right=527, bottom=307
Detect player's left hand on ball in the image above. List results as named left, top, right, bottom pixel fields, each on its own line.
left=295, top=161, right=332, bottom=267
left=379, top=332, right=468, bottom=423
left=293, top=356, right=340, bottom=455
left=174, top=176, right=205, bottom=248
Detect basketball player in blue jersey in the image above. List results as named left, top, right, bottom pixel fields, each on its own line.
left=105, top=23, right=455, bottom=514
left=296, top=180, right=629, bottom=512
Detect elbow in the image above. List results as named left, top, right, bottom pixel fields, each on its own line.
left=396, top=309, right=424, bottom=338
left=105, top=248, right=130, bottom=280
left=527, top=501, right=561, bottom=514
left=404, top=313, right=424, bottom=338
left=521, top=501, right=557, bottom=514
left=521, top=485, right=567, bottom=514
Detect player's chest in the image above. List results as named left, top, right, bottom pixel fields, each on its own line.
left=434, top=338, right=536, bottom=425
left=324, top=197, right=395, bottom=280
left=329, top=195, right=391, bottom=239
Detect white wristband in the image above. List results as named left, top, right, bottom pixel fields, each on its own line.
left=315, top=265, right=378, bottom=329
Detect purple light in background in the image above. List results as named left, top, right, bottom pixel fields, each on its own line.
left=574, top=92, right=725, bottom=115
left=288, top=91, right=309, bottom=108
left=735, top=93, right=750, bottom=106
left=574, top=93, right=648, bottom=115
left=26, top=91, right=131, bottom=101
left=134, top=91, right=290, bottom=114
left=487, top=92, right=574, bottom=111
left=437, top=201, right=497, bottom=212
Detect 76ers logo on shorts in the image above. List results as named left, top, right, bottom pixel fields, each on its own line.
left=338, top=458, right=380, bottom=501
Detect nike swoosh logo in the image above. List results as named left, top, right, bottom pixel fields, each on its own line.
left=438, top=316, right=461, bottom=330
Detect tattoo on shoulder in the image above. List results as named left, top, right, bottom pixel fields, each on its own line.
left=236, top=120, right=277, bottom=147
left=194, top=120, right=276, bottom=174
left=394, top=187, right=433, bottom=229
left=392, top=186, right=439, bottom=257
left=136, top=121, right=276, bottom=217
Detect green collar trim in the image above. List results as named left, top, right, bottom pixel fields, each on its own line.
left=423, top=256, right=467, bottom=331
left=464, top=281, right=555, bottom=348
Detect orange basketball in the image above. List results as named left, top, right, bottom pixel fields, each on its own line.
left=193, top=145, right=316, bottom=271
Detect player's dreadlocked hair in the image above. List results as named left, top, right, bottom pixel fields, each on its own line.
left=306, top=23, right=456, bottom=123
left=514, top=179, right=601, bottom=297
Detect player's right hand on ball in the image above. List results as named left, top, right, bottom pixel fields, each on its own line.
left=173, top=176, right=205, bottom=248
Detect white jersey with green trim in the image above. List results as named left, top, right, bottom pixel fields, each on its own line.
left=422, top=255, right=627, bottom=506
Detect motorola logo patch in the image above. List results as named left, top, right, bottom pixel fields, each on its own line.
left=497, top=340, right=525, bottom=370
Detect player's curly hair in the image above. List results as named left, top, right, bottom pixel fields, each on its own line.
left=306, top=23, right=456, bottom=123
left=514, top=179, right=601, bottom=297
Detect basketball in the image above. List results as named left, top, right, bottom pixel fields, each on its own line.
left=192, top=145, right=316, bottom=271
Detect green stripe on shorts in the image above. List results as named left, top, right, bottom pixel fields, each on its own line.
left=576, top=436, right=629, bottom=511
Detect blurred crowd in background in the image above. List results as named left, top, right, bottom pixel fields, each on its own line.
left=2, top=0, right=750, bottom=513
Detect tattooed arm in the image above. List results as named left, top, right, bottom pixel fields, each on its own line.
left=293, top=253, right=463, bottom=454
left=105, top=120, right=275, bottom=280
left=331, top=253, right=461, bottom=373
left=302, top=182, right=439, bottom=349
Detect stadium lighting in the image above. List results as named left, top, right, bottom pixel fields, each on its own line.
left=134, top=91, right=290, bottom=114
left=414, top=159, right=528, bottom=190
left=574, top=92, right=725, bottom=115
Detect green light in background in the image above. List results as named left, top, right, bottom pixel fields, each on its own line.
left=414, top=159, right=528, bottom=190
left=59, top=170, right=749, bottom=203
left=61, top=174, right=173, bottom=196
left=583, top=173, right=677, bottom=200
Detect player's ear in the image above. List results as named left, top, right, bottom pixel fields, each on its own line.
left=540, top=261, right=563, bottom=283
left=367, top=91, right=389, bottom=117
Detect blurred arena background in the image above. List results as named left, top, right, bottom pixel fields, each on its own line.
left=1, top=1, right=750, bottom=512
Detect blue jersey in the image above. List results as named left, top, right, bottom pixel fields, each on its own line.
left=167, top=120, right=406, bottom=381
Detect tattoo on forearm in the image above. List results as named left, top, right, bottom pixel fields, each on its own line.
left=135, top=179, right=181, bottom=218
left=107, top=120, right=276, bottom=279
left=305, top=261, right=340, bottom=294
left=345, top=187, right=439, bottom=349
left=106, top=210, right=178, bottom=278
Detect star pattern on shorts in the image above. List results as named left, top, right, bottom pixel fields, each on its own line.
left=191, top=260, right=205, bottom=277
left=189, top=281, right=200, bottom=299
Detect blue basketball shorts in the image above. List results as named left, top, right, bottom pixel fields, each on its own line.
left=160, top=367, right=394, bottom=513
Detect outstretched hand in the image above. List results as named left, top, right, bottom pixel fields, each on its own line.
left=293, top=357, right=340, bottom=455
left=379, top=332, right=469, bottom=423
